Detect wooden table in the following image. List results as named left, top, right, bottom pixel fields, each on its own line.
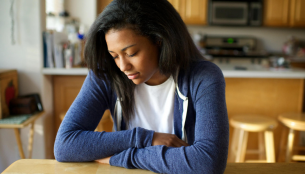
left=3, top=159, right=305, bottom=174
left=0, top=112, right=44, bottom=159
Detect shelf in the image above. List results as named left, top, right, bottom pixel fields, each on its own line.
left=42, top=68, right=89, bottom=75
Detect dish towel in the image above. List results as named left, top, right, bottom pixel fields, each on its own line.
left=0, top=114, right=33, bottom=124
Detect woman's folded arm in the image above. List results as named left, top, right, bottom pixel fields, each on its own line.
left=109, top=82, right=229, bottom=174
left=54, top=72, right=154, bottom=162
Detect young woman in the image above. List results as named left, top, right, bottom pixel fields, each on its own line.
left=54, top=0, right=229, bottom=173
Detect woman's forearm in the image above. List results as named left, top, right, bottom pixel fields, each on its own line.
left=54, top=126, right=154, bottom=162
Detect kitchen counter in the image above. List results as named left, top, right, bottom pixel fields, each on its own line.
left=210, top=58, right=305, bottom=78
left=42, top=60, right=305, bottom=79
left=215, top=63, right=305, bottom=78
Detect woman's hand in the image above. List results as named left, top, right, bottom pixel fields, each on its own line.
left=95, top=156, right=111, bottom=164
left=152, top=132, right=189, bottom=147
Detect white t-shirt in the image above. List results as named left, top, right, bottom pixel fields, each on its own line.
left=129, top=76, right=175, bottom=134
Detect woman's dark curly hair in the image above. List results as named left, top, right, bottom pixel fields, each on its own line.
left=84, top=0, right=202, bottom=124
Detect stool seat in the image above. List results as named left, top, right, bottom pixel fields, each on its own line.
left=278, top=113, right=305, bottom=131
left=230, top=115, right=278, bottom=132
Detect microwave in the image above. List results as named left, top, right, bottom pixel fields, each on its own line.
left=208, top=0, right=262, bottom=26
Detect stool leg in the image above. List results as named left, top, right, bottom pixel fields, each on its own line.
left=277, top=126, right=288, bottom=162
left=286, top=128, right=295, bottom=163
left=14, top=128, right=25, bottom=159
left=229, top=128, right=240, bottom=162
left=28, top=123, right=35, bottom=159
left=259, top=132, right=265, bottom=160
left=264, top=130, right=275, bottom=162
left=235, top=129, right=248, bottom=162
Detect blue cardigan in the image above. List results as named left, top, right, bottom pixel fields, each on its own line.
left=54, top=60, right=229, bottom=174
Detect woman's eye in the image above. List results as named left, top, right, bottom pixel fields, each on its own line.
left=109, top=52, right=118, bottom=59
left=127, top=52, right=137, bottom=57
left=110, top=54, right=118, bottom=59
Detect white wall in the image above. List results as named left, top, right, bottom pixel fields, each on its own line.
left=187, top=25, right=305, bottom=53
left=65, top=0, right=97, bottom=33
left=0, top=0, right=53, bottom=172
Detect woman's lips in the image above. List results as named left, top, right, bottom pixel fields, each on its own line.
left=126, top=72, right=139, bottom=79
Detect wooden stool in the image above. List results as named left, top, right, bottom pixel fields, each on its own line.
left=278, top=113, right=305, bottom=162
left=230, top=115, right=278, bottom=163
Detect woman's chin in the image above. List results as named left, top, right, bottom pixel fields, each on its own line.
left=130, top=79, right=143, bottom=85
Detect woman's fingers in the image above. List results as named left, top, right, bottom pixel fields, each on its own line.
left=95, top=156, right=111, bottom=164
left=172, top=137, right=189, bottom=147
left=152, top=132, right=189, bottom=147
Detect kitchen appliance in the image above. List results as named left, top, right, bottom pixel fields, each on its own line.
left=203, top=35, right=268, bottom=58
left=208, top=0, right=263, bottom=26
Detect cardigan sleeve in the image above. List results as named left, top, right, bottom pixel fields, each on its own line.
left=109, top=79, right=229, bottom=173
left=54, top=71, right=154, bottom=162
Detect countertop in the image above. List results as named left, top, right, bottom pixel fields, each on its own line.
left=213, top=58, right=305, bottom=78
left=3, top=159, right=305, bottom=174
left=42, top=59, right=305, bottom=78
left=215, top=63, right=305, bottom=78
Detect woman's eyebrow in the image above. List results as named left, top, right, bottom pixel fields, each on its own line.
left=109, top=44, right=137, bottom=53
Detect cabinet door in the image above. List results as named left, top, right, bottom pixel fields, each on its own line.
left=53, top=76, right=113, bottom=133
left=290, top=0, right=305, bottom=27
left=97, top=0, right=113, bottom=15
left=180, top=0, right=207, bottom=25
left=263, top=0, right=290, bottom=27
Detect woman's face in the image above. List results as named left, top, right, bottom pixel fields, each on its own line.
left=105, top=28, right=168, bottom=86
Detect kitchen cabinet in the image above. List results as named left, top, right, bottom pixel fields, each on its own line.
left=169, top=0, right=208, bottom=25
left=97, top=0, right=113, bottom=15
left=264, top=0, right=305, bottom=27
left=97, top=0, right=208, bottom=25
left=180, top=0, right=207, bottom=25
left=53, top=75, right=112, bottom=134
left=290, top=0, right=305, bottom=27
left=264, top=0, right=290, bottom=27
left=97, top=0, right=305, bottom=27
left=53, top=75, right=86, bottom=133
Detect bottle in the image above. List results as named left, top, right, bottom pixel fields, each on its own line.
left=64, top=43, right=73, bottom=69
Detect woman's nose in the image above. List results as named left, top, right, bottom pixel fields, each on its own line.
left=118, top=56, right=131, bottom=72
